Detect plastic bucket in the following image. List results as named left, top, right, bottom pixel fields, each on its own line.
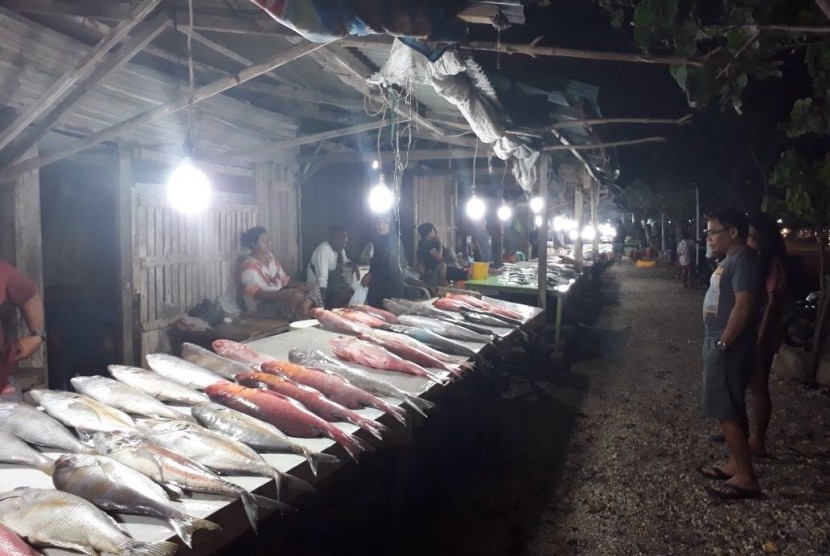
left=471, top=262, right=490, bottom=280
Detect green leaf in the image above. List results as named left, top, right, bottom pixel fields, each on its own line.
left=669, top=64, right=688, bottom=93
left=633, top=4, right=656, bottom=29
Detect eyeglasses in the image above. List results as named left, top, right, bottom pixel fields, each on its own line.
left=705, top=228, right=727, bottom=237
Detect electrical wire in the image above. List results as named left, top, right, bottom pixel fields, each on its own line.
left=185, top=0, right=195, bottom=152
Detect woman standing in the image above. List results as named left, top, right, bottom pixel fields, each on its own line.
left=746, top=212, right=788, bottom=457
left=238, top=226, right=322, bottom=320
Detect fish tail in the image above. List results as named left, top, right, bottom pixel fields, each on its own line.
left=252, top=493, right=296, bottom=516
left=357, top=417, right=387, bottom=440
left=284, top=472, right=318, bottom=495
left=325, top=427, right=371, bottom=462
left=424, top=369, right=450, bottom=386
left=373, top=399, right=408, bottom=424
left=38, top=460, right=55, bottom=477
left=239, top=490, right=260, bottom=533
left=124, top=541, right=179, bottom=556
left=403, top=395, right=434, bottom=418
left=168, top=515, right=221, bottom=548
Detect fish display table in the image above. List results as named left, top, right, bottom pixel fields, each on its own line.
left=0, top=296, right=540, bottom=555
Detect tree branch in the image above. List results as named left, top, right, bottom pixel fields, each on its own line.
left=542, top=136, right=665, bottom=152
left=815, top=0, right=830, bottom=21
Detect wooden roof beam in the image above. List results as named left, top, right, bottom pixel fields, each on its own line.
left=0, top=0, right=164, bottom=152
left=298, top=148, right=478, bottom=165
left=221, top=119, right=406, bottom=160
left=0, top=40, right=331, bottom=185
left=0, top=12, right=171, bottom=168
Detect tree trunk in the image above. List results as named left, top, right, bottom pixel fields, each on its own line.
left=807, top=235, right=828, bottom=385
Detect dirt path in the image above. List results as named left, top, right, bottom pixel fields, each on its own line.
left=390, top=260, right=830, bottom=556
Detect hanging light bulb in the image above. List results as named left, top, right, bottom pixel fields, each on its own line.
left=372, top=159, right=380, bottom=170
left=167, top=155, right=211, bottom=214
left=530, top=196, right=544, bottom=214
left=368, top=174, right=394, bottom=213
left=534, top=215, right=543, bottom=227
left=466, top=194, right=486, bottom=221
left=497, top=203, right=512, bottom=222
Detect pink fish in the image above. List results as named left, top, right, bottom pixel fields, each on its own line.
left=260, top=360, right=407, bottom=425
left=329, top=338, right=447, bottom=385
left=444, top=293, right=524, bottom=320
left=0, top=524, right=42, bottom=556
left=333, top=308, right=386, bottom=328
left=348, top=304, right=399, bottom=324
left=213, top=339, right=269, bottom=367
left=357, top=330, right=467, bottom=379
left=205, top=383, right=372, bottom=462
left=311, top=308, right=371, bottom=335
left=235, top=371, right=388, bottom=440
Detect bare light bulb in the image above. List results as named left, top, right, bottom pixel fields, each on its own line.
left=497, top=204, right=512, bottom=221
left=466, top=194, right=486, bottom=220
left=530, top=196, right=544, bottom=214
left=368, top=177, right=394, bottom=213
left=167, top=157, right=211, bottom=214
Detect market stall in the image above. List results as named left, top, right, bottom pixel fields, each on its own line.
left=0, top=296, right=540, bottom=555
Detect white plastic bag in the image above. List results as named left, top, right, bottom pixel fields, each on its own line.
left=349, top=285, right=368, bottom=306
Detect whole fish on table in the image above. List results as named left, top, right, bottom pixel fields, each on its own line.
left=329, top=337, right=448, bottom=385
left=136, top=419, right=304, bottom=499
left=181, top=342, right=253, bottom=380
left=0, top=523, right=42, bottom=556
left=459, top=308, right=522, bottom=328
left=0, top=487, right=179, bottom=556
left=93, top=431, right=289, bottom=533
left=397, top=315, right=494, bottom=344
left=378, top=324, right=481, bottom=359
left=213, top=338, right=269, bottom=367
left=348, top=304, right=399, bottom=324
left=27, top=389, right=136, bottom=433
left=191, top=403, right=339, bottom=476
left=52, top=453, right=220, bottom=548
left=259, top=357, right=408, bottom=424
left=288, top=349, right=433, bottom=418
left=0, top=429, right=54, bottom=476
left=356, top=329, right=468, bottom=379
left=146, top=353, right=230, bottom=390
left=382, top=298, right=421, bottom=316
left=236, top=371, right=388, bottom=440
left=310, top=307, right=371, bottom=335
left=109, top=365, right=209, bottom=406
left=205, top=383, right=373, bottom=463
left=444, top=293, right=526, bottom=320
left=0, top=400, right=95, bottom=454
left=70, top=375, right=190, bottom=421
left=332, top=308, right=387, bottom=328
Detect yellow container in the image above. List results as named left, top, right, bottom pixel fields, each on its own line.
left=635, top=260, right=656, bottom=268
left=471, top=262, right=490, bottom=280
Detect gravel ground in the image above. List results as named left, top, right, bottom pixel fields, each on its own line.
left=235, top=261, right=830, bottom=556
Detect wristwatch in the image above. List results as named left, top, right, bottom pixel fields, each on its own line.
left=29, top=330, right=47, bottom=340
left=716, top=340, right=727, bottom=351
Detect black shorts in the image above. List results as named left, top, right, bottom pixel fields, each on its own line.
left=701, top=335, right=754, bottom=421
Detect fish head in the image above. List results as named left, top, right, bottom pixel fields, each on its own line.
left=287, top=348, right=310, bottom=364
left=92, top=430, right=144, bottom=454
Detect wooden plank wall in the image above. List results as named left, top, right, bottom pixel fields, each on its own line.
left=413, top=175, right=456, bottom=252
left=135, top=194, right=257, bottom=359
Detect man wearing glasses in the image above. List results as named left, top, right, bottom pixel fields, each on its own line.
left=698, top=208, right=762, bottom=499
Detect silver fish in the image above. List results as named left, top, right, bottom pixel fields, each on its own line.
left=181, top=342, right=252, bottom=380
left=71, top=375, right=190, bottom=421
left=93, top=432, right=291, bottom=533
left=0, top=401, right=95, bottom=454
left=136, top=419, right=292, bottom=499
left=288, top=348, right=434, bottom=418
left=0, top=429, right=54, bottom=476
left=27, top=389, right=136, bottom=433
left=146, top=353, right=230, bottom=390
left=109, top=365, right=209, bottom=405
left=191, top=403, right=339, bottom=476
left=397, top=315, right=493, bottom=343
left=0, top=487, right=178, bottom=555
left=382, top=298, right=420, bottom=316
left=53, top=453, right=220, bottom=548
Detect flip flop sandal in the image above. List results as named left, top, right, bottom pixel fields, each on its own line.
left=705, top=482, right=762, bottom=500
left=697, top=466, right=732, bottom=480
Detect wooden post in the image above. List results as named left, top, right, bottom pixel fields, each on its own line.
left=574, top=172, right=585, bottom=269
left=591, top=177, right=599, bottom=260
left=537, top=155, right=550, bottom=310
left=117, top=145, right=136, bottom=366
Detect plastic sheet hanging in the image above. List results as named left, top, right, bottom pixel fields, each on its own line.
left=371, top=39, right=540, bottom=191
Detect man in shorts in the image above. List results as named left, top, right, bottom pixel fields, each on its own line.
left=698, top=208, right=762, bottom=499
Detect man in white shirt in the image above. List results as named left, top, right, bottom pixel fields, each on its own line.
left=307, top=226, right=358, bottom=308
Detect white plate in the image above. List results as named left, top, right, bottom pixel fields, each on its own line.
left=289, top=319, right=319, bottom=329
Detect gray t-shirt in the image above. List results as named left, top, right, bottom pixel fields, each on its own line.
left=702, top=245, right=761, bottom=338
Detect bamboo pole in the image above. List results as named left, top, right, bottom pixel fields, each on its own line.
left=0, top=40, right=330, bottom=185
left=547, top=115, right=692, bottom=130
left=0, top=0, right=163, bottom=153
left=542, top=136, right=665, bottom=151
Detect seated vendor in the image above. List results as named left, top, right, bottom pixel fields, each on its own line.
left=307, top=225, right=358, bottom=309
left=238, top=226, right=322, bottom=320
left=416, top=223, right=468, bottom=286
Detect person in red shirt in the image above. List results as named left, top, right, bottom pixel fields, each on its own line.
left=0, top=259, right=45, bottom=391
